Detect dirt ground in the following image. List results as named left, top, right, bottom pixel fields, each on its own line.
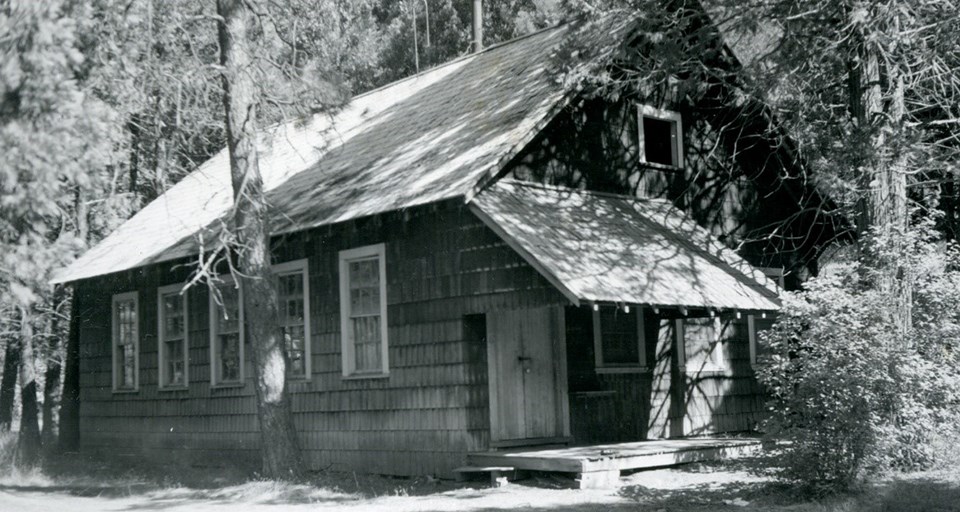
left=2, top=454, right=960, bottom=512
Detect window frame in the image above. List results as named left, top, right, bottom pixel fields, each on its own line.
left=637, top=105, right=684, bottom=169
left=111, top=291, right=140, bottom=393
left=208, top=275, right=245, bottom=387
left=339, top=243, right=389, bottom=379
left=748, top=313, right=777, bottom=369
left=592, top=306, right=647, bottom=374
left=676, top=316, right=724, bottom=373
left=157, top=284, right=189, bottom=390
left=273, top=258, right=311, bottom=379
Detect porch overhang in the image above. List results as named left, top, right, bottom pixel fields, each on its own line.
left=469, top=180, right=780, bottom=312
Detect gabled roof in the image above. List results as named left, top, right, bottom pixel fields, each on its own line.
left=52, top=16, right=631, bottom=284
left=471, top=180, right=780, bottom=311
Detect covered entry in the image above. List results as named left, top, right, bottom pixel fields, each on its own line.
left=471, top=180, right=781, bottom=447
left=486, top=305, right=571, bottom=446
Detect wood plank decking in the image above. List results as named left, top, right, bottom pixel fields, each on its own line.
left=465, top=437, right=762, bottom=489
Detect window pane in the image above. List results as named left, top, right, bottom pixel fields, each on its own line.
left=165, top=339, right=185, bottom=386
left=684, top=317, right=717, bottom=368
left=163, top=293, right=184, bottom=339
left=352, top=315, right=381, bottom=372
left=283, top=325, right=306, bottom=376
left=349, top=259, right=378, bottom=288
left=220, top=333, right=241, bottom=382
left=600, top=308, right=639, bottom=365
left=277, top=270, right=307, bottom=377
left=643, top=116, right=676, bottom=166
left=122, top=345, right=135, bottom=388
left=349, top=259, right=380, bottom=316
left=216, top=285, right=240, bottom=334
left=115, top=298, right=137, bottom=389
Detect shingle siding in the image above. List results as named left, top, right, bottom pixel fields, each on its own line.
left=76, top=201, right=565, bottom=476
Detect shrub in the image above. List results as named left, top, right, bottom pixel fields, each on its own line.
left=756, top=225, right=960, bottom=493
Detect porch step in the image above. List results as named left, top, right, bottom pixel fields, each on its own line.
left=467, top=437, right=763, bottom=489
left=453, top=465, right=519, bottom=487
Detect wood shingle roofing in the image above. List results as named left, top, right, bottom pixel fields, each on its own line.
left=52, top=16, right=630, bottom=284
left=471, top=180, right=780, bottom=311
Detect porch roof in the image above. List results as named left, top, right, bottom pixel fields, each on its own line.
left=470, top=180, right=781, bottom=311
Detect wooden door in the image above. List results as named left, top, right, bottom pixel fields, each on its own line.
left=487, top=306, right=570, bottom=445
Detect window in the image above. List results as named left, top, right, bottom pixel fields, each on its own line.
left=209, top=277, right=244, bottom=386
left=274, top=259, right=310, bottom=379
left=593, top=306, right=646, bottom=372
left=638, top=105, right=683, bottom=168
left=677, top=316, right=724, bottom=372
left=339, top=243, right=389, bottom=377
left=157, top=284, right=188, bottom=389
left=112, top=291, right=139, bottom=392
left=749, top=313, right=777, bottom=367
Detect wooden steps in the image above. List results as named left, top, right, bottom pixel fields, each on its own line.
left=466, top=437, right=762, bottom=489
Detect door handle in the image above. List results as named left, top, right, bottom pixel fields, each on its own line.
left=518, top=356, right=532, bottom=373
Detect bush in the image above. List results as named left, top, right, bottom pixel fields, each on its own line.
left=756, top=225, right=960, bottom=493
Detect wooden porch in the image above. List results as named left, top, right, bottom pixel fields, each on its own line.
left=463, top=437, right=762, bottom=489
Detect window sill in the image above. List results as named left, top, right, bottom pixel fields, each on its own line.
left=158, top=386, right=189, bottom=392
left=211, top=382, right=245, bottom=389
left=342, top=372, right=389, bottom=381
left=595, top=366, right=649, bottom=374
left=571, top=390, right=618, bottom=398
left=112, top=388, right=139, bottom=394
left=683, top=367, right=729, bottom=376
left=640, top=161, right=683, bottom=172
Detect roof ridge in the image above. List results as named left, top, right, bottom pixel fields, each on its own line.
left=346, top=20, right=573, bottom=104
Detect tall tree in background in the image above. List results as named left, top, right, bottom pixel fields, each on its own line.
left=559, top=0, right=959, bottom=331
left=1, top=0, right=123, bottom=464
left=216, top=0, right=304, bottom=479
left=721, top=0, right=960, bottom=336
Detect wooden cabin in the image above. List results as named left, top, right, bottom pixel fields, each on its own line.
left=53, top=16, right=788, bottom=477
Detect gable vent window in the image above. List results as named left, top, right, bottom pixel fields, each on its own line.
left=638, top=105, right=683, bottom=168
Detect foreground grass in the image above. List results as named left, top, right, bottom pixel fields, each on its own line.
left=1, top=447, right=959, bottom=512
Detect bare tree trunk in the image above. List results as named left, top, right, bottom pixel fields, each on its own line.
left=852, top=30, right=911, bottom=339
left=16, top=307, right=41, bottom=466
left=59, top=288, right=81, bottom=452
left=41, top=288, right=66, bottom=455
left=217, top=0, right=304, bottom=479
left=0, top=338, right=20, bottom=431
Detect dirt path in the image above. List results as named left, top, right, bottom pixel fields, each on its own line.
left=2, top=463, right=959, bottom=512
left=0, top=482, right=626, bottom=512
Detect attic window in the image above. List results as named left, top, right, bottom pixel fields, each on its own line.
left=638, top=105, right=683, bottom=168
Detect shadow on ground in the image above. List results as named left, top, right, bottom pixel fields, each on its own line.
left=3, top=452, right=960, bottom=512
